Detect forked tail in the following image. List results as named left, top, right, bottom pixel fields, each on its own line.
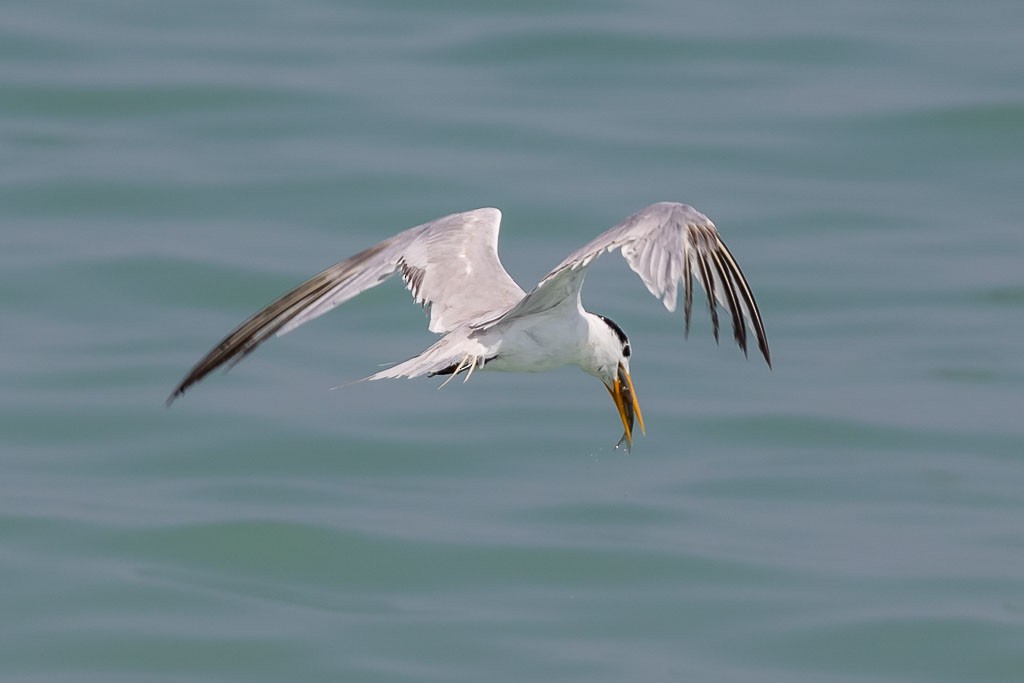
left=361, top=333, right=491, bottom=384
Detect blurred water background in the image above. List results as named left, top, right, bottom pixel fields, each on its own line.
left=2, top=1, right=1023, bottom=681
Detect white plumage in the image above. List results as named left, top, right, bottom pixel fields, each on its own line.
left=168, top=202, right=770, bottom=450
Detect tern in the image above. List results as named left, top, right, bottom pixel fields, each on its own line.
left=168, top=202, right=770, bottom=451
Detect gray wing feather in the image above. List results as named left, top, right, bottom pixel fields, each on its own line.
left=393, top=208, right=525, bottom=333
left=168, top=208, right=525, bottom=403
left=498, top=202, right=770, bottom=365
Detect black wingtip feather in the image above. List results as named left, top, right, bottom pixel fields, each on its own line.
left=695, top=252, right=719, bottom=343
left=683, top=256, right=693, bottom=338
left=709, top=250, right=747, bottom=355
left=713, top=238, right=771, bottom=368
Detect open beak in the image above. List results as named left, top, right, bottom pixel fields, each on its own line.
left=603, top=362, right=646, bottom=452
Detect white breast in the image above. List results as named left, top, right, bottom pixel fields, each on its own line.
left=478, top=304, right=590, bottom=373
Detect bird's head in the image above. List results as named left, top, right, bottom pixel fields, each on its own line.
left=585, top=314, right=646, bottom=452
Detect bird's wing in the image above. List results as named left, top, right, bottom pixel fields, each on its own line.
left=168, top=208, right=525, bottom=403
left=388, top=208, right=526, bottom=333
left=493, top=202, right=770, bottom=365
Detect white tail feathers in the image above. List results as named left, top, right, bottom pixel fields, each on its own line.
left=361, top=333, right=490, bottom=383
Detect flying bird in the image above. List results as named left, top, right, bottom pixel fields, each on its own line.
left=168, top=202, right=770, bottom=451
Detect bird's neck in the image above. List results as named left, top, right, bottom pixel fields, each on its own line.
left=579, top=312, right=620, bottom=379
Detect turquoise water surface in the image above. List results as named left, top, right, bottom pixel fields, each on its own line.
left=3, top=1, right=1023, bottom=681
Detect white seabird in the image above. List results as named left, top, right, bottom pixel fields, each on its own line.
left=168, top=202, right=770, bottom=451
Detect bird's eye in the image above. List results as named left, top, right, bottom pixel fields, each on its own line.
left=623, top=343, right=631, bottom=358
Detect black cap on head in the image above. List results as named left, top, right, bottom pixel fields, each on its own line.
left=596, top=315, right=630, bottom=356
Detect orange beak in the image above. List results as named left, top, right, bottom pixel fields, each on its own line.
left=603, top=362, right=646, bottom=452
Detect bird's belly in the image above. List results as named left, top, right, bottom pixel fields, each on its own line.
left=480, top=319, right=585, bottom=373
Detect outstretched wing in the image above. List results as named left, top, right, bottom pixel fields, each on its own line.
left=168, top=208, right=525, bottom=403
left=497, top=202, right=770, bottom=365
